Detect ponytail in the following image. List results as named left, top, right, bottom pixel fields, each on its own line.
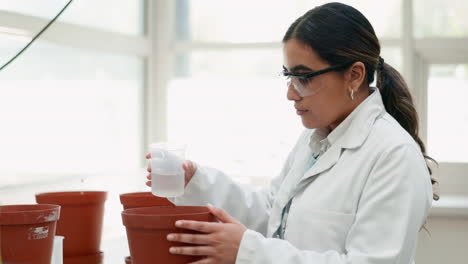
left=376, top=60, right=440, bottom=201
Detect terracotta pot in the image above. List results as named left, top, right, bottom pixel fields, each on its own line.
left=35, top=191, right=107, bottom=256
left=120, top=192, right=173, bottom=264
left=119, top=192, right=173, bottom=210
left=63, top=251, right=103, bottom=264
left=122, top=206, right=215, bottom=264
left=0, top=204, right=60, bottom=264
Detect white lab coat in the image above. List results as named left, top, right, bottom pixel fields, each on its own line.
left=171, top=87, right=433, bottom=264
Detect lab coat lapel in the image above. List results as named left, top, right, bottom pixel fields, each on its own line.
left=268, top=143, right=315, bottom=237
left=277, top=145, right=314, bottom=208
left=269, top=144, right=342, bottom=238
left=297, top=143, right=342, bottom=187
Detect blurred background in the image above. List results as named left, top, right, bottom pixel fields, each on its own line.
left=0, top=0, right=467, bottom=263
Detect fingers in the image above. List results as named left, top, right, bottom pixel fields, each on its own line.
left=147, top=164, right=151, bottom=173
left=184, top=160, right=196, bottom=178
left=175, top=220, right=222, bottom=233
left=169, top=246, right=215, bottom=256
left=207, top=205, right=240, bottom=224
left=167, top=233, right=211, bottom=245
left=183, top=160, right=193, bottom=171
left=146, top=173, right=152, bottom=186
left=188, top=160, right=196, bottom=172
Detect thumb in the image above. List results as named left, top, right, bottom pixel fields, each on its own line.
left=207, top=203, right=240, bottom=224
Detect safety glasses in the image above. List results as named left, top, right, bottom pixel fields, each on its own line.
left=281, top=61, right=355, bottom=97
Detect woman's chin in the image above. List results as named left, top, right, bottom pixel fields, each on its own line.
left=301, top=118, right=320, bottom=129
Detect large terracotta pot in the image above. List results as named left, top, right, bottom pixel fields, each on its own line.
left=36, top=191, right=107, bottom=256
left=119, top=192, right=173, bottom=210
left=122, top=206, right=215, bottom=264
left=0, top=204, right=60, bottom=264
left=120, top=191, right=173, bottom=263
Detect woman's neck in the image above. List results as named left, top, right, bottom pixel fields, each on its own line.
left=328, top=87, right=371, bottom=131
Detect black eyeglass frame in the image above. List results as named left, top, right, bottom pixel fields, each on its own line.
left=281, top=60, right=356, bottom=81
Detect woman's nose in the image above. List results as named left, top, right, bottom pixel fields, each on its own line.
left=287, top=84, right=302, bottom=101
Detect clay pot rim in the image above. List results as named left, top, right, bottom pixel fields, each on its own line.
left=0, top=204, right=60, bottom=225
left=122, top=206, right=209, bottom=217
left=36, top=191, right=107, bottom=205
left=122, top=206, right=215, bottom=229
left=119, top=191, right=159, bottom=202
left=120, top=191, right=158, bottom=200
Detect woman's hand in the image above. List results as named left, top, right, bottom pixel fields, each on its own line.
left=145, top=153, right=197, bottom=187
left=167, top=205, right=247, bottom=264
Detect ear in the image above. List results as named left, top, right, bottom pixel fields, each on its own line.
left=345, top=61, right=366, bottom=92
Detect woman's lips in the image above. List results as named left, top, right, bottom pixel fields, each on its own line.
left=296, top=109, right=308, bottom=115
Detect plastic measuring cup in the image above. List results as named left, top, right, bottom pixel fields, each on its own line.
left=149, top=142, right=186, bottom=197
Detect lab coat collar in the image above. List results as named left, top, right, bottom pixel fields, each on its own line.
left=337, top=86, right=385, bottom=149
left=299, top=87, right=385, bottom=186
left=308, top=86, right=385, bottom=152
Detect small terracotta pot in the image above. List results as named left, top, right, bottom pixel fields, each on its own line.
left=63, top=251, right=103, bottom=264
left=0, top=204, right=60, bottom=264
left=36, top=191, right=107, bottom=256
left=125, top=256, right=132, bottom=264
left=119, top=192, right=173, bottom=210
left=122, top=206, right=215, bottom=264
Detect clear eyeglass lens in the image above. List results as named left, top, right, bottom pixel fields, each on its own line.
left=283, top=74, right=318, bottom=97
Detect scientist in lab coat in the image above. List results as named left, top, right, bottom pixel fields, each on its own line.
left=146, top=3, right=439, bottom=264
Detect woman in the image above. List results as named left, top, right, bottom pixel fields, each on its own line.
left=146, top=3, right=439, bottom=264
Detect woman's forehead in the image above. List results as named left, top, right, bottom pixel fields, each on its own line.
left=283, top=39, right=327, bottom=71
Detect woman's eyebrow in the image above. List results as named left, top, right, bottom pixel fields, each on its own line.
left=283, top=64, right=314, bottom=72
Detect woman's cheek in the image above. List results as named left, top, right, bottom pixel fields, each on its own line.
left=301, top=110, right=320, bottom=129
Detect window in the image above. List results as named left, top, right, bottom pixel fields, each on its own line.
left=414, top=0, right=468, bottom=38
left=0, top=3, right=145, bottom=184
left=168, top=49, right=302, bottom=180
left=0, top=41, right=144, bottom=176
left=427, top=64, right=468, bottom=163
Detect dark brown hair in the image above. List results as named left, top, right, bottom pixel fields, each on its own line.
left=283, top=2, right=439, bottom=203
